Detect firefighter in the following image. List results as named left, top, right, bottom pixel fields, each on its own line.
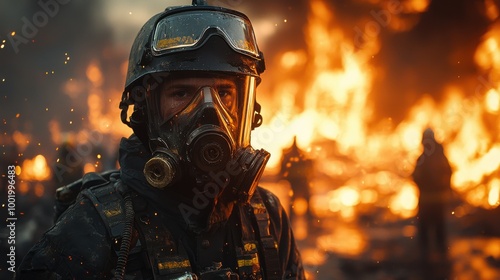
left=17, top=1, right=304, bottom=279
left=412, top=128, right=452, bottom=260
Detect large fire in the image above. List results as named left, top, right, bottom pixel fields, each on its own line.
left=254, top=0, right=500, bottom=220
left=3, top=1, right=500, bottom=278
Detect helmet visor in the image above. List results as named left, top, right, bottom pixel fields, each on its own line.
left=152, top=10, right=259, bottom=58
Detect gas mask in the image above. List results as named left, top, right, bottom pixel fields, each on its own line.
left=119, top=4, right=269, bottom=205
left=143, top=73, right=269, bottom=203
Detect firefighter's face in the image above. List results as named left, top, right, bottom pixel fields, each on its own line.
left=159, top=76, right=238, bottom=121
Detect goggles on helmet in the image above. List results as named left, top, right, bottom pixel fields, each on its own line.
left=152, top=10, right=259, bottom=58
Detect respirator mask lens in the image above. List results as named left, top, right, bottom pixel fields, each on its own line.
left=158, top=76, right=239, bottom=123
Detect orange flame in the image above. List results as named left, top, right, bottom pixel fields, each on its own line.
left=257, top=0, right=420, bottom=218
left=19, top=154, right=51, bottom=181
left=86, top=60, right=130, bottom=137
left=257, top=0, right=500, bottom=220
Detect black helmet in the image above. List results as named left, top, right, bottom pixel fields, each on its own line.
left=120, top=2, right=265, bottom=147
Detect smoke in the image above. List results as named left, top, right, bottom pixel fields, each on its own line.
left=0, top=0, right=114, bottom=159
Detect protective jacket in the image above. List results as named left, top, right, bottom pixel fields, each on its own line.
left=17, top=135, right=305, bottom=279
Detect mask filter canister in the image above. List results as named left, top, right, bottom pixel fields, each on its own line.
left=187, top=127, right=233, bottom=172
left=144, top=148, right=181, bottom=189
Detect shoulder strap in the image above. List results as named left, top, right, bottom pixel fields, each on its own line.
left=81, top=178, right=145, bottom=280
left=246, top=189, right=282, bottom=280
left=81, top=177, right=128, bottom=243
left=237, top=205, right=263, bottom=280
left=81, top=177, right=195, bottom=279
left=54, top=170, right=119, bottom=222
left=132, top=194, right=194, bottom=279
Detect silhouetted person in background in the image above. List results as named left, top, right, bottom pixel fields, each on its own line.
left=412, top=128, right=452, bottom=262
